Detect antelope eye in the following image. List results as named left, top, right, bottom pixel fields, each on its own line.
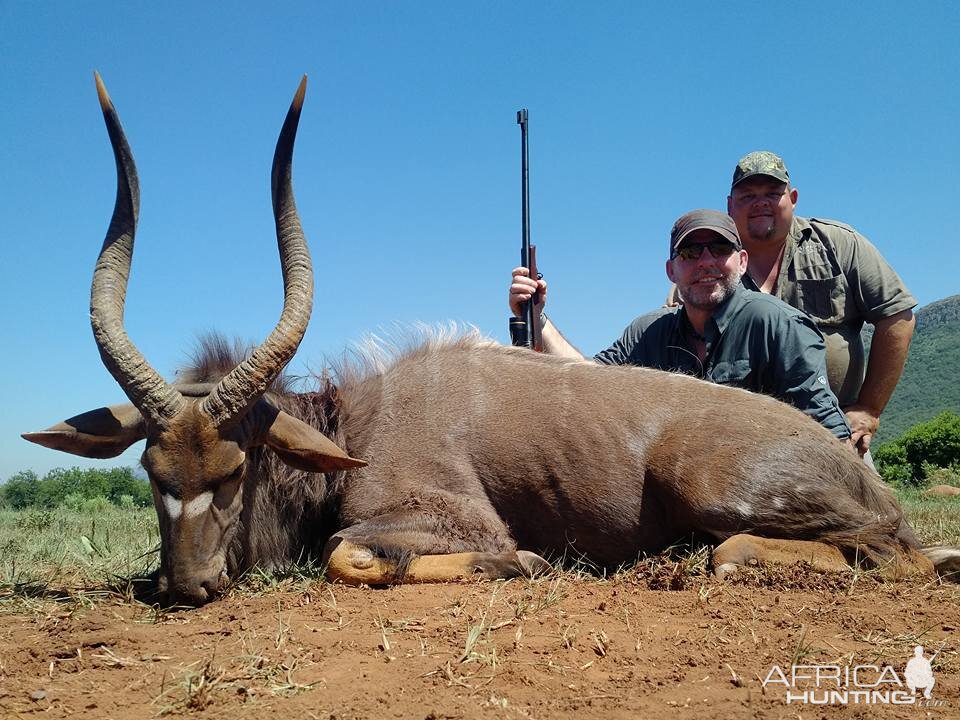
left=155, top=477, right=181, bottom=500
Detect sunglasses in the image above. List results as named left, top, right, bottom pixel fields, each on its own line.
left=672, top=241, right=737, bottom=261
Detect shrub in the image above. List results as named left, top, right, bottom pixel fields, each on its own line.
left=80, top=496, right=114, bottom=514
left=875, top=411, right=960, bottom=486
left=63, top=493, right=87, bottom=512
left=901, top=412, right=960, bottom=475
left=15, top=508, right=55, bottom=532
left=2, top=470, right=40, bottom=510
left=874, top=442, right=915, bottom=486
left=1, top=467, right=151, bottom=509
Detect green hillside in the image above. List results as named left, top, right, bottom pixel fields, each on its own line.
left=874, top=294, right=960, bottom=445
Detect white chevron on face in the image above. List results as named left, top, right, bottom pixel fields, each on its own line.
left=161, top=491, right=214, bottom=522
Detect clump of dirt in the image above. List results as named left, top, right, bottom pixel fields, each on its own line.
left=721, top=561, right=879, bottom=592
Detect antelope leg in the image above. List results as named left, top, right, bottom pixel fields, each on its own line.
left=322, top=537, right=549, bottom=585
left=712, top=533, right=933, bottom=579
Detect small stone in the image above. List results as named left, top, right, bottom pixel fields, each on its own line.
left=30, top=689, right=47, bottom=701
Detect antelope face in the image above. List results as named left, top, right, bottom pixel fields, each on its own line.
left=142, top=399, right=364, bottom=606
left=24, top=396, right=364, bottom=606
left=142, top=404, right=247, bottom=605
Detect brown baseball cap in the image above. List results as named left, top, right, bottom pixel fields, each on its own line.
left=731, top=150, right=790, bottom=189
left=669, top=209, right=741, bottom=257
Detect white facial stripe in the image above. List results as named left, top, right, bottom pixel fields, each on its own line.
left=160, top=491, right=214, bottom=522
left=162, top=493, right=182, bottom=521
left=183, top=492, right=214, bottom=519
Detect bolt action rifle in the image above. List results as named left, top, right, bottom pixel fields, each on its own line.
left=509, top=108, right=543, bottom=351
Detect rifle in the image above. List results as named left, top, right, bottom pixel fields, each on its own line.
left=509, top=108, right=543, bottom=351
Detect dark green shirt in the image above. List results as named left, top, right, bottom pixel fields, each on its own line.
left=594, top=285, right=851, bottom=440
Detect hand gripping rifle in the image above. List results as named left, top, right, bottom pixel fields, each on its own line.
left=509, top=109, right=543, bottom=351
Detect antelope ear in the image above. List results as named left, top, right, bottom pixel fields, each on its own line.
left=22, top=404, right=146, bottom=458
left=265, top=410, right=367, bottom=472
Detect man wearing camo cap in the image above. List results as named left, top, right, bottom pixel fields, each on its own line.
left=727, top=151, right=916, bottom=459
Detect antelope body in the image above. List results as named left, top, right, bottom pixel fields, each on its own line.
left=24, top=77, right=960, bottom=605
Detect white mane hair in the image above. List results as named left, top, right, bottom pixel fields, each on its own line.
left=316, top=321, right=498, bottom=387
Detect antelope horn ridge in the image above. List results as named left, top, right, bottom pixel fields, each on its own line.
left=90, top=72, right=185, bottom=426
left=202, top=76, right=313, bottom=427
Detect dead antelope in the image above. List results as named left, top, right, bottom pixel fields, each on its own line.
left=24, top=76, right=960, bottom=606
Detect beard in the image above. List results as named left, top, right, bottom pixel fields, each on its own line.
left=678, top=268, right=742, bottom=310
left=745, top=214, right=778, bottom=242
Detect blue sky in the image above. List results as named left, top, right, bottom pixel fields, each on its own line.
left=2, top=2, right=958, bottom=479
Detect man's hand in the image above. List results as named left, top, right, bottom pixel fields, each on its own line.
left=509, top=266, right=547, bottom=317
left=508, top=267, right=583, bottom=360
left=843, top=404, right=881, bottom=456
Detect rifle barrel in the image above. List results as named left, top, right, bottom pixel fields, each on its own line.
left=517, top=108, right=534, bottom=348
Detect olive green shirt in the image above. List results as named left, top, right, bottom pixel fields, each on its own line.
left=594, top=285, right=851, bottom=440
left=740, top=216, right=917, bottom=406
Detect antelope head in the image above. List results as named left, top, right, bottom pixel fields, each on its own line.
left=23, top=74, right=365, bottom=606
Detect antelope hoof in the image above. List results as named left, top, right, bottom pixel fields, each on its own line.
left=516, top=550, right=552, bottom=578
left=348, top=547, right=375, bottom=569
left=713, top=562, right=741, bottom=580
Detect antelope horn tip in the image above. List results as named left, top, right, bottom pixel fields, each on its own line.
left=93, top=71, right=112, bottom=112
left=293, top=75, right=307, bottom=109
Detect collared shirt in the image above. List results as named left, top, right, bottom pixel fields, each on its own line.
left=741, top=216, right=917, bottom=406
left=594, top=285, right=851, bottom=440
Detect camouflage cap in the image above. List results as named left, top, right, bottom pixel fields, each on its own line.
left=669, top=209, right=741, bottom=257
left=731, top=150, right=790, bottom=189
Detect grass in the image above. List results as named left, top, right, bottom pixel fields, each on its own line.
left=152, top=652, right=320, bottom=714
left=894, top=487, right=960, bottom=545
left=0, top=506, right=159, bottom=602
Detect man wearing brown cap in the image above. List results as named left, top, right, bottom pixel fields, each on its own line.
left=727, top=151, right=916, bottom=457
left=509, top=209, right=851, bottom=439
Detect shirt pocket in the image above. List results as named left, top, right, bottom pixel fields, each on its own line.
left=796, top=275, right=846, bottom=326
left=709, top=359, right=753, bottom=386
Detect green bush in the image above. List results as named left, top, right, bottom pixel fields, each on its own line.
left=1, top=471, right=40, bottom=510
left=874, top=442, right=914, bottom=486
left=80, top=496, right=114, bottom=514
left=15, top=508, right=55, bottom=532
left=875, top=411, right=960, bottom=486
left=101, top=467, right=152, bottom=507
left=38, top=467, right=107, bottom=508
left=0, top=467, right=152, bottom=510
left=63, top=493, right=87, bottom=512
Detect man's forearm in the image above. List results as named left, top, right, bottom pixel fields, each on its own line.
left=857, top=309, right=915, bottom=415
left=540, top=318, right=587, bottom=360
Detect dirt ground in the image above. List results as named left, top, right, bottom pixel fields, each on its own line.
left=1, top=566, right=958, bottom=719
